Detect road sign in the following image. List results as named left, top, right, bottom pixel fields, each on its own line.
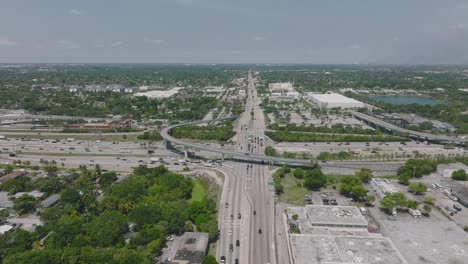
left=268, top=181, right=275, bottom=187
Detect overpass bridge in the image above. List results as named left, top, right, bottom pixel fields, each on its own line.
left=160, top=116, right=315, bottom=166
left=353, top=112, right=465, bottom=145
left=160, top=116, right=406, bottom=175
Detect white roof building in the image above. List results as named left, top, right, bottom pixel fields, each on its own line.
left=14, top=190, right=45, bottom=199
left=371, top=178, right=400, bottom=199
left=0, top=224, right=14, bottom=235
left=268, top=82, right=294, bottom=93
left=307, top=92, right=365, bottom=109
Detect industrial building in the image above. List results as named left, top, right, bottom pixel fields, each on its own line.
left=371, top=178, right=400, bottom=199
left=285, top=205, right=408, bottom=264
left=306, top=92, right=366, bottom=109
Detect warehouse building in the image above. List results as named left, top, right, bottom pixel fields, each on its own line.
left=171, top=232, right=209, bottom=264
left=306, top=92, right=365, bottom=109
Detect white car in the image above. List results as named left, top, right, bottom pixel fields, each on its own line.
left=229, top=230, right=232, bottom=236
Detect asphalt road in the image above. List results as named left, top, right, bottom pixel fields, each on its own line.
left=217, top=72, right=275, bottom=264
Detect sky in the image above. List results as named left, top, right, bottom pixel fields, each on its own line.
left=1, top=0, right=468, bottom=64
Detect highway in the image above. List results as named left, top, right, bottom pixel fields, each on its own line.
left=215, top=72, right=276, bottom=264
left=353, top=112, right=465, bottom=144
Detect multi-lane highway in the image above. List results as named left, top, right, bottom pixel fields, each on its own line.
left=353, top=112, right=465, bottom=144
left=216, top=72, right=275, bottom=264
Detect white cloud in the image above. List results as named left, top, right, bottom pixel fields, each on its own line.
left=57, top=40, right=80, bottom=49
left=144, top=37, right=166, bottom=44
left=69, top=8, right=84, bottom=16
left=0, top=37, right=17, bottom=46
left=251, top=36, right=265, bottom=41
left=111, top=41, right=124, bottom=48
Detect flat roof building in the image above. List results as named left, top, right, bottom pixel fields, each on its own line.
left=39, top=194, right=60, bottom=208
left=307, top=92, right=365, bottom=109
left=371, top=178, right=400, bottom=199
left=437, top=162, right=468, bottom=178
left=0, top=171, right=28, bottom=183
left=14, top=190, right=45, bottom=199
left=172, top=232, right=209, bottom=264
left=285, top=205, right=407, bottom=264
left=0, top=192, right=13, bottom=208
left=268, top=82, right=294, bottom=93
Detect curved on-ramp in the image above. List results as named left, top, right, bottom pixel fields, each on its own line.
left=160, top=116, right=315, bottom=166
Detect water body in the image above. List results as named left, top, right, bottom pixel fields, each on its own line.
left=369, top=96, right=443, bottom=105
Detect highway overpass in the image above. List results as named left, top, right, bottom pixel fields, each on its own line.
left=160, top=116, right=407, bottom=175
left=353, top=112, right=465, bottom=145
left=160, top=116, right=316, bottom=166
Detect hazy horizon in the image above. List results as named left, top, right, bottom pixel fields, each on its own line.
left=2, top=0, right=468, bottom=64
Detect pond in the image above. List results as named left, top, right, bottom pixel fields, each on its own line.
left=369, top=96, right=443, bottom=105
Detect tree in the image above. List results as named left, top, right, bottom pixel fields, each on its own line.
left=452, top=169, right=468, bottom=181
left=355, top=168, right=373, bottom=183
left=46, top=214, right=83, bottom=248
left=293, top=168, right=305, bottom=179
left=408, top=182, right=427, bottom=195
left=265, top=146, right=278, bottom=157
left=350, top=185, right=369, bottom=201
left=99, top=171, right=117, bottom=187
left=398, top=173, right=411, bottom=185
left=303, top=168, right=327, bottom=190
left=61, top=188, right=80, bottom=205
left=87, top=211, right=128, bottom=247
left=13, top=195, right=36, bottom=214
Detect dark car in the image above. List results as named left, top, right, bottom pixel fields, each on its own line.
left=236, top=240, right=240, bottom=247
left=229, top=244, right=233, bottom=252
left=230, top=214, right=234, bottom=220
left=220, top=256, right=226, bottom=263
left=238, top=213, right=241, bottom=219
left=258, top=229, right=262, bottom=234
left=253, top=210, right=256, bottom=215
left=235, top=259, right=239, bottom=264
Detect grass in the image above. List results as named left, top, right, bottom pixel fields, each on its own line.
left=189, top=180, right=207, bottom=203
left=278, top=174, right=309, bottom=206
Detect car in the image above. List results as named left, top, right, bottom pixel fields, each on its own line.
left=220, top=256, right=226, bottom=263
left=229, top=230, right=232, bottom=236
left=235, top=259, right=239, bottom=264
left=238, top=213, right=241, bottom=219
left=453, top=204, right=462, bottom=211
left=253, top=210, right=256, bottom=215
left=244, top=153, right=250, bottom=155
left=229, top=244, right=233, bottom=252
left=225, top=203, right=229, bottom=208
left=258, top=229, right=262, bottom=234
left=230, top=214, right=234, bottom=220
left=236, top=240, right=240, bottom=247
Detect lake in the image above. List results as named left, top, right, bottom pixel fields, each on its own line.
left=369, top=96, right=443, bottom=105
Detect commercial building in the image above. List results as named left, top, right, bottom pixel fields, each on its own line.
left=371, top=178, right=400, bottom=199
left=437, top=162, right=468, bottom=178
left=172, top=232, right=209, bottom=264
left=268, top=82, right=294, bottom=93
left=285, top=205, right=407, bottom=264
left=306, top=92, right=366, bottom=109
left=0, top=224, right=14, bottom=235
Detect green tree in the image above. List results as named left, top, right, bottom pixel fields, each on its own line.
left=355, top=168, right=373, bottom=183
left=87, top=211, right=128, bottom=247
left=350, top=185, right=369, bottom=201
left=303, top=168, right=327, bottom=190
left=408, top=182, right=427, bottom=195
left=452, top=169, right=468, bottom=181
left=264, top=146, right=278, bottom=157
left=293, top=168, right=305, bottom=179
left=13, top=195, right=36, bottom=214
